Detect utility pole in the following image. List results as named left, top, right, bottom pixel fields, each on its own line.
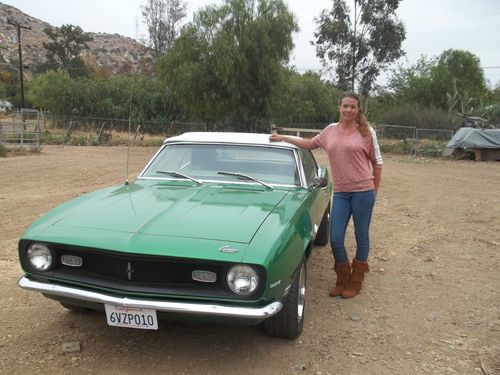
left=7, top=19, right=31, bottom=109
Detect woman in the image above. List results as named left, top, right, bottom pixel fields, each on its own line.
left=269, top=92, right=383, bottom=299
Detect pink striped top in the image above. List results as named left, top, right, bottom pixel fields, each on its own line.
left=311, top=123, right=383, bottom=193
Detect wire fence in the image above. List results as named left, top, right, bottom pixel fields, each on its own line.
left=0, top=110, right=455, bottom=157
left=272, top=123, right=454, bottom=157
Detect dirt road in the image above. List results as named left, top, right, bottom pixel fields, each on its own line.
left=1, top=145, right=499, bottom=375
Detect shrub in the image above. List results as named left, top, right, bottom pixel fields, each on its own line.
left=380, top=139, right=447, bottom=157
left=373, top=103, right=453, bottom=129
left=0, top=144, right=6, bottom=157
left=380, top=139, right=413, bottom=154
left=417, top=140, right=447, bottom=157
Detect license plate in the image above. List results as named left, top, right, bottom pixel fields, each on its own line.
left=104, top=304, right=158, bottom=330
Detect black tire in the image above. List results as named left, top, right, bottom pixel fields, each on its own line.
left=314, top=204, right=330, bottom=246
left=264, top=260, right=306, bottom=339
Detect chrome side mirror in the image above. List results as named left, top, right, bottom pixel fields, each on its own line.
left=308, top=177, right=328, bottom=190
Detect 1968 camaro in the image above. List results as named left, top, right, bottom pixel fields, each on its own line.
left=18, top=132, right=331, bottom=339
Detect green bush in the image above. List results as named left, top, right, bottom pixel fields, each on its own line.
left=0, top=144, right=6, bottom=157
left=417, top=141, right=447, bottom=157
left=41, top=131, right=66, bottom=144
left=380, top=140, right=413, bottom=154
left=380, top=139, right=446, bottom=157
left=375, top=103, right=452, bottom=129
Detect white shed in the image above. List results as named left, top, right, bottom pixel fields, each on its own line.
left=0, top=99, right=13, bottom=113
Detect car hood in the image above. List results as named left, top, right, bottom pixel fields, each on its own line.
left=47, top=181, right=289, bottom=244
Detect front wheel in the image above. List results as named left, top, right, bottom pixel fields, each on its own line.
left=264, top=260, right=306, bottom=339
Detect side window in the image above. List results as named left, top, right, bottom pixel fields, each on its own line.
left=301, top=149, right=317, bottom=185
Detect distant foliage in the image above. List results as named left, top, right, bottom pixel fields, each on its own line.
left=314, top=0, right=406, bottom=96
left=271, top=70, right=341, bottom=125
left=42, top=24, right=93, bottom=78
left=387, top=49, right=488, bottom=111
left=142, top=0, right=187, bottom=55
left=28, top=71, right=182, bottom=125
left=431, top=49, right=487, bottom=109
left=482, top=104, right=500, bottom=127
left=373, top=103, right=451, bottom=129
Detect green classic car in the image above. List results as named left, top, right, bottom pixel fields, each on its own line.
left=18, top=132, right=331, bottom=339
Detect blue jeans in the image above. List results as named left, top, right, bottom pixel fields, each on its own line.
left=330, top=190, right=376, bottom=263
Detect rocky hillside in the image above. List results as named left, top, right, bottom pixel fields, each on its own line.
left=0, top=2, right=154, bottom=76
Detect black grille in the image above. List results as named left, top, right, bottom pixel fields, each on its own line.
left=55, top=246, right=226, bottom=286
left=75, top=250, right=216, bottom=284
left=19, top=240, right=265, bottom=299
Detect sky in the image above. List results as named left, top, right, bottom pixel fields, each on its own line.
left=2, top=0, right=500, bottom=86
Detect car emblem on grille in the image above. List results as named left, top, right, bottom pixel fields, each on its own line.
left=219, top=245, right=239, bottom=254
left=126, top=262, right=135, bottom=280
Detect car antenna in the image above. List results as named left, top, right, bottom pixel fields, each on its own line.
left=125, top=83, right=133, bottom=186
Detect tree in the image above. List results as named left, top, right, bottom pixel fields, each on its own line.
left=430, top=49, right=487, bottom=110
left=0, top=67, right=23, bottom=107
left=42, top=24, right=93, bottom=78
left=28, top=71, right=181, bottom=125
left=387, top=55, right=436, bottom=106
left=314, top=0, right=405, bottom=97
left=387, top=49, right=488, bottom=111
left=28, top=70, right=75, bottom=114
left=158, top=0, right=298, bottom=131
left=271, top=70, right=341, bottom=125
left=0, top=69, right=11, bottom=98
left=141, top=0, right=187, bottom=55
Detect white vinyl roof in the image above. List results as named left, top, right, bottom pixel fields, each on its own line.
left=163, top=132, right=299, bottom=149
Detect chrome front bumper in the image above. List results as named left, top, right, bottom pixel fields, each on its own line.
left=18, top=276, right=282, bottom=319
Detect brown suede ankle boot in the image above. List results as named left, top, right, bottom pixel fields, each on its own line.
left=329, top=261, right=351, bottom=297
left=341, top=259, right=369, bottom=299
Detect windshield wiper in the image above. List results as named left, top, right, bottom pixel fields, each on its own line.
left=156, top=170, right=202, bottom=185
left=217, top=171, right=272, bottom=189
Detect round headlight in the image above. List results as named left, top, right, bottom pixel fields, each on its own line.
left=27, top=243, right=53, bottom=271
left=226, top=265, right=259, bottom=296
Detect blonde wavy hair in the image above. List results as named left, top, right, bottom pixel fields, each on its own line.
left=339, top=92, right=371, bottom=136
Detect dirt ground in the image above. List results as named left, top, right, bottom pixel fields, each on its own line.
left=0, top=145, right=499, bottom=375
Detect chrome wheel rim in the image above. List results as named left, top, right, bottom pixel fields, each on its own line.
left=297, top=263, right=306, bottom=322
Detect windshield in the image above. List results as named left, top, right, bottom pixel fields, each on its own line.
left=141, top=143, right=300, bottom=186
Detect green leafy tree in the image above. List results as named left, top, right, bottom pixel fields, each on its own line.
left=28, top=70, right=75, bottom=114
left=271, top=70, right=341, bottom=125
left=387, top=56, right=435, bottom=106
left=430, top=49, right=487, bottom=109
left=387, top=49, right=488, bottom=112
left=42, top=24, right=93, bottom=78
left=141, top=0, right=187, bottom=55
left=158, top=0, right=298, bottom=131
left=314, top=0, right=405, bottom=96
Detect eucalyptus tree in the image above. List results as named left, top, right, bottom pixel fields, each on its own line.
left=314, top=0, right=405, bottom=96
left=141, top=0, right=187, bottom=55
left=157, top=0, right=298, bottom=131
